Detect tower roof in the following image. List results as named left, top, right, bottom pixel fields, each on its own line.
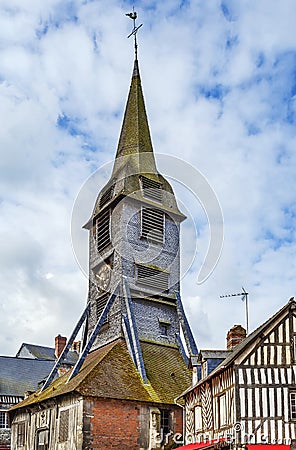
left=115, top=59, right=155, bottom=163
left=88, top=58, right=185, bottom=224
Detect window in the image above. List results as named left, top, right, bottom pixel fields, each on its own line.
left=17, top=422, right=25, bottom=447
left=293, top=336, right=296, bottom=362
left=202, top=360, right=208, bottom=379
left=58, top=409, right=69, bottom=443
left=218, top=394, right=227, bottom=427
left=0, top=411, right=8, bottom=429
left=96, top=208, right=111, bottom=253
left=36, top=429, right=49, bottom=450
left=141, top=176, right=162, bottom=202
left=159, top=321, right=171, bottom=336
left=290, top=392, right=296, bottom=419
left=194, top=406, right=203, bottom=432
left=160, top=409, right=170, bottom=436
left=136, top=264, right=169, bottom=292
left=141, top=207, right=164, bottom=244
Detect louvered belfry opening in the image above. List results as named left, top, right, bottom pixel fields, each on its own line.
left=141, top=176, right=162, bottom=202
left=99, top=185, right=114, bottom=209
left=136, top=264, right=169, bottom=292
left=96, top=208, right=111, bottom=253
left=141, top=207, right=164, bottom=244
left=96, top=293, right=109, bottom=323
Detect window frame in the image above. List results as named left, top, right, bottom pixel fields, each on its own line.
left=160, top=409, right=171, bottom=436
left=17, top=421, right=26, bottom=447
left=218, top=393, right=227, bottom=428
left=159, top=321, right=170, bottom=337
left=293, top=335, right=296, bottom=362
left=58, top=408, right=70, bottom=443
left=194, top=405, right=203, bottom=432
left=290, top=391, right=296, bottom=420
left=0, top=410, right=9, bottom=429
left=36, top=428, right=49, bottom=450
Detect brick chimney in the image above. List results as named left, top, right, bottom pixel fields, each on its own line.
left=55, top=334, right=67, bottom=359
left=71, top=341, right=81, bottom=353
left=226, top=325, right=246, bottom=350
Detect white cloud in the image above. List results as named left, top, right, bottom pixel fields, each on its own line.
left=0, top=0, right=296, bottom=355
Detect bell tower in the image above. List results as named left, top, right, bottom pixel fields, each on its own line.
left=83, top=58, right=190, bottom=352
left=38, top=14, right=198, bottom=414
left=82, top=19, right=197, bottom=366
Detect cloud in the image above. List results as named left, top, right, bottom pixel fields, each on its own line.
left=0, top=0, right=296, bottom=355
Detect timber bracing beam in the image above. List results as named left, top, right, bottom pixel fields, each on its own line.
left=175, top=291, right=198, bottom=356
left=67, top=284, right=120, bottom=383
left=176, top=332, right=189, bottom=366
left=122, top=277, right=148, bottom=384
left=40, top=303, right=90, bottom=392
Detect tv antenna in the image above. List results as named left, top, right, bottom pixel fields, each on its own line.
left=126, top=7, right=143, bottom=60
left=220, top=287, right=249, bottom=334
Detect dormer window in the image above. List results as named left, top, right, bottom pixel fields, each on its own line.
left=96, top=208, right=111, bottom=253
left=141, top=207, right=164, bottom=244
left=159, top=320, right=171, bottom=336
left=136, top=264, right=169, bottom=292
left=141, top=176, right=162, bottom=202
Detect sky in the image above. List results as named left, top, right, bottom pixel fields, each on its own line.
left=1, top=0, right=296, bottom=356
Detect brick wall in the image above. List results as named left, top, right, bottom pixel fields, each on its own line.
left=85, top=398, right=140, bottom=449
left=83, top=397, right=184, bottom=450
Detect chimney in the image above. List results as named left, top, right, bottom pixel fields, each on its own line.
left=226, top=325, right=246, bottom=350
left=55, top=334, right=67, bottom=359
left=71, top=341, right=81, bottom=354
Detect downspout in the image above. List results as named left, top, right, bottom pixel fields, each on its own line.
left=174, top=396, right=186, bottom=446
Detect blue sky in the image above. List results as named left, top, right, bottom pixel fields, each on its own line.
left=1, top=0, right=296, bottom=354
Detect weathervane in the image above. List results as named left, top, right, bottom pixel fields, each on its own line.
left=126, top=7, right=143, bottom=60
left=220, top=287, right=249, bottom=334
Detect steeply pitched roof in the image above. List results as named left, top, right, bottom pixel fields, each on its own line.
left=87, top=59, right=185, bottom=225
left=178, top=298, right=295, bottom=398
left=16, top=343, right=78, bottom=365
left=11, top=339, right=191, bottom=410
left=214, top=298, right=295, bottom=370
left=115, top=59, right=155, bottom=161
left=0, top=357, right=54, bottom=397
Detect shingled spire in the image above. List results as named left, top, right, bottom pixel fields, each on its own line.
left=116, top=60, right=155, bottom=158
left=90, top=57, right=185, bottom=221
left=112, top=58, right=158, bottom=179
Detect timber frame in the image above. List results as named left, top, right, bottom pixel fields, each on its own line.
left=178, top=298, right=296, bottom=446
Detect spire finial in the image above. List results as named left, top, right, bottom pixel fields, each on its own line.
left=126, top=7, right=143, bottom=60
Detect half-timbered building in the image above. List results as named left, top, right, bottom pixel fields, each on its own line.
left=178, top=298, right=296, bottom=446
left=0, top=335, right=77, bottom=450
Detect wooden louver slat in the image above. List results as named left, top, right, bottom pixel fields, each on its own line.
left=99, top=185, right=114, bottom=209
left=136, top=264, right=169, bottom=292
left=96, top=208, right=111, bottom=252
left=141, top=176, right=162, bottom=202
left=96, top=293, right=109, bottom=323
left=141, top=208, right=164, bottom=244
